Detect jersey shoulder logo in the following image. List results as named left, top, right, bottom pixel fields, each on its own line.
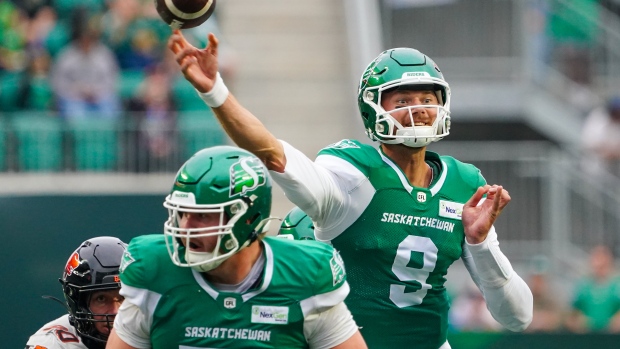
left=439, top=200, right=463, bottom=220
left=119, top=250, right=135, bottom=274
left=330, top=249, right=346, bottom=286
left=324, top=139, right=360, bottom=150
left=230, top=157, right=267, bottom=197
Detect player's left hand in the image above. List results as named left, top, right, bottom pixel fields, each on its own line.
left=462, top=185, right=510, bottom=244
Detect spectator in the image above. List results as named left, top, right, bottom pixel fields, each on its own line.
left=581, top=96, right=620, bottom=177
left=565, top=245, right=620, bottom=333
left=449, top=283, right=502, bottom=332
left=126, top=64, right=178, bottom=172
left=16, top=47, right=53, bottom=110
left=546, top=0, right=600, bottom=87
left=51, top=9, right=120, bottom=119
left=526, top=273, right=564, bottom=332
left=546, top=0, right=601, bottom=110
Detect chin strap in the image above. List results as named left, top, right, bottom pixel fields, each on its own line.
left=42, top=295, right=70, bottom=313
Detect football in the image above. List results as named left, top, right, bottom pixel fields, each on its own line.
left=155, top=0, right=216, bottom=29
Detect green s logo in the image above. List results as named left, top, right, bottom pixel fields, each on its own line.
left=229, top=157, right=266, bottom=197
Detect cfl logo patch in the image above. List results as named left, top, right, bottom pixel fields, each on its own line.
left=417, top=192, right=426, bottom=203
left=224, top=297, right=236, bottom=309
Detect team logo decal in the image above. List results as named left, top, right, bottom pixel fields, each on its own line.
left=119, top=250, right=135, bottom=274
left=230, top=157, right=267, bottom=197
left=224, top=297, right=236, bottom=309
left=325, top=139, right=360, bottom=150
left=330, top=250, right=346, bottom=286
left=64, top=252, right=82, bottom=276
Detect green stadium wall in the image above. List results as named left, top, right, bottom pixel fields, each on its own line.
left=1, top=194, right=165, bottom=348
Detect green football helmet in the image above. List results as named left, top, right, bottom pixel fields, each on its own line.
left=278, top=206, right=315, bottom=240
left=358, top=48, right=451, bottom=148
left=164, top=146, right=272, bottom=272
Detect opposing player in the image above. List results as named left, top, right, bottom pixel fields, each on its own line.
left=106, top=146, right=366, bottom=349
left=278, top=206, right=316, bottom=240
left=26, top=236, right=126, bottom=349
left=169, top=31, right=533, bottom=348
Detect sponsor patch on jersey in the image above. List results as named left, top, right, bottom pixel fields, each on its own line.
left=330, top=249, right=346, bottom=286
left=251, top=306, right=289, bottom=325
left=119, top=250, right=135, bottom=274
left=324, top=139, right=360, bottom=150
left=439, top=200, right=463, bottom=220
left=230, top=157, right=267, bottom=197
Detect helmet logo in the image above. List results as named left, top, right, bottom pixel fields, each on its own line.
left=229, top=157, right=266, bottom=197
left=64, top=252, right=82, bottom=276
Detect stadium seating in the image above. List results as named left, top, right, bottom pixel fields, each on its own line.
left=0, top=118, right=5, bottom=171
left=177, top=110, right=226, bottom=160
left=67, top=117, right=119, bottom=171
left=173, top=75, right=212, bottom=111
left=11, top=112, right=63, bottom=171
left=118, top=69, right=145, bottom=102
left=0, top=72, right=22, bottom=112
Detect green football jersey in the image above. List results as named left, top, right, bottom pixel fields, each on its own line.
left=318, top=140, right=485, bottom=349
left=119, top=234, right=348, bottom=349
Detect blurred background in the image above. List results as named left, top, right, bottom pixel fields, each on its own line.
left=2, top=0, right=620, bottom=347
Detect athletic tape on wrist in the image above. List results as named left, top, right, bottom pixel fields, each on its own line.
left=196, top=72, right=229, bottom=108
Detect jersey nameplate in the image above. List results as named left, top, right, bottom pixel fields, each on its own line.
left=251, top=306, right=289, bottom=325
left=438, top=200, right=463, bottom=220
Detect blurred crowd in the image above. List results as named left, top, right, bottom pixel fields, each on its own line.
left=448, top=244, right=620, bottom=334
left=0, top=0, right=235, bottom=171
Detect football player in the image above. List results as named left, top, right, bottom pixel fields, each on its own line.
left=26, top=236, right=126, bottom=349
left=107, top=146, right=366, bottom=349
left=169, top=31, right=533, bottom=349
left=278, top=206, right=316, bottom=241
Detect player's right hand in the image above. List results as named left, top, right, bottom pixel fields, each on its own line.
left=168, top=30, right=220, bottom=93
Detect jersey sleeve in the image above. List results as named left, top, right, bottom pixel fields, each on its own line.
left=299, top=246, right=350, bottom=317
left=113, top=299, right=152, bottom=348
left=116, top=235, right=163, bottom=345
left=25, top=316, right=83, bottom=349
left=270, top=139, right=376, bottom=241
left=119, top=236, right=163, bottom=312
left=269, top=140, right=346, bottom=222
left=303, top=302, right=359, bottom=349
left=462, top=227, right=533, bottom=332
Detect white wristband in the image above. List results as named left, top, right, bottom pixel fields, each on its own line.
left=196, top=72, right=229, bottom=108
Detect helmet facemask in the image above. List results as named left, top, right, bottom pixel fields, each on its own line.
left=67, top=284, right=120, bottom=346
left=164, top=146, right=273, bottom=272
left=363, top=79, right=451, bottom=148
left=164, top=194, right=258, bottom=272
